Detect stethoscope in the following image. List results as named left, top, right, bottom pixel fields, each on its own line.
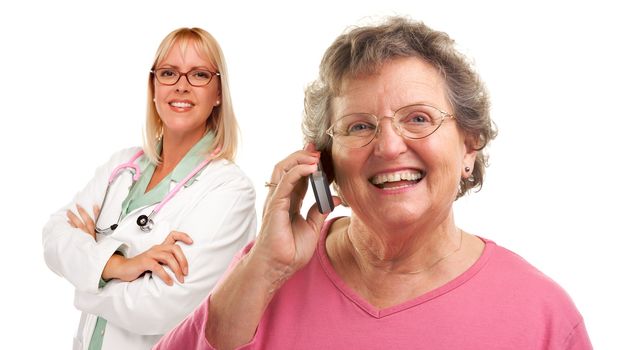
left=94, top=146, right=220, bottom=234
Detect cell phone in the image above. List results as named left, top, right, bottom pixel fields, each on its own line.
left=309, top=152, right=334, bottom=214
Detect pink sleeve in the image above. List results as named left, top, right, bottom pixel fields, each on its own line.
left=152, top=296, right=214, bottom=350
left=153, top=242, right=255, bottom=350
left=564, top=320, right=593, bottom=350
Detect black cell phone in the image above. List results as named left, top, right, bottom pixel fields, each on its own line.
left=308, top=151, right=334, bottom=214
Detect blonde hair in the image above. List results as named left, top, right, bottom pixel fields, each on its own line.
left=303, top=17, right=497, bottom=198
left=144, top=27, right=238, bottom=163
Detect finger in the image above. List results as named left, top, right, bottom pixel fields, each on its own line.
left=264, top=149, right=321, bottom=218
left=149, top=261, right=174, bottom=286
left=267, top=163, right=319, bottom=215
left=66, top=210, right=83, bottom=230
left=270, top=150, right=320, bottom=185
left=289, top=164, right=314, bottom=216
left=152, top=250, right=184, bottom=283
left=93, top=205, right=101, bottom=220
left=288, top=151, right=324, bottom=217
left=66, top=211, right=77, bottom=228
left=162, top=231, right=194, bottom=245
left=76, top=205, right=95, bottom=234
left=169, top=244, right=189, bottom=275
left=303, top=142, right=318, bottom=153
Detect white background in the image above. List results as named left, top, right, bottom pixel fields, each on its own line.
left=1, top=0, right=622, bottom=348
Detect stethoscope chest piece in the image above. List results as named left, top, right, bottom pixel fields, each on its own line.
left=136, top=214, right=154, bottom=232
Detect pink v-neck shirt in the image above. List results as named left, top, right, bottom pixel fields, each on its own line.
left=155, top=218, right=591, bottom=349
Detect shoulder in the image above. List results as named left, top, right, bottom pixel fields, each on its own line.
left=482, top=239, right=583, bottom=321
left=104, top=146, right=143, bottom=165
left=88, top=146, right=143, bottom=176
left=486, top=241, right=563, bottom=289
left=196, top=159, right=256, bottom=196
left=475, top=240, right=591, bottom=346
left=206, top=159, right=252, bottom=181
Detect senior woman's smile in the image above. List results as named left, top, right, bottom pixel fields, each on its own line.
left=369, top=169, right=424, bottom=190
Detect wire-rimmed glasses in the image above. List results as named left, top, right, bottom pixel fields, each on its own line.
left=326, top=103, right=455, bottom=148
left=151, top=68, right=220, bottom=87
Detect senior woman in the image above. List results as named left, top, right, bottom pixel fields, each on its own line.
left=43, top=27, right=256, bottom=349
left=155, top=17, right=591, bottom=349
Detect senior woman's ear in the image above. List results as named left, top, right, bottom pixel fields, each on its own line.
left=461, top=133, right=480, bottom=172
left=323, top=150, right=351, bottom=207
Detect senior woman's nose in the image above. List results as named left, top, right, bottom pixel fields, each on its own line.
left=374, top=117, right=407, bottom=159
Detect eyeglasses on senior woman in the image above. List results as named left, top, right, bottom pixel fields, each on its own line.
left=151, top=68, right=220, bottom=87
left=326, top=103, right=455, bottom=148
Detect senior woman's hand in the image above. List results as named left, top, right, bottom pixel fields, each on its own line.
left=257, top=144, right=337, bottom=273
left=262, top=146, right=323, bottom=216
left=205, top=144, right=340, bottom=349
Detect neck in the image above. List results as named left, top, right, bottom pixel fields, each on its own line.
left=326, top=213, right=484, bottom=308
left=325, top=214, right=468, bottom=308
left=160, top=127, right=207, bottom=169
left=345, top=213, right=461, bottom=275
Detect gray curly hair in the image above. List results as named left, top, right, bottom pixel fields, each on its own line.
left=302, top=17, right=497, bottom=198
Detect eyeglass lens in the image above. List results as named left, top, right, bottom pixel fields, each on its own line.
left=153, top=68, right=215, bottom=86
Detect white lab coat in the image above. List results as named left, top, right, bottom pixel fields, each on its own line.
left=42, top=147, right=257, bottom=350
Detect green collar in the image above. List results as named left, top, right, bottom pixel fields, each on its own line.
left=138, top=131, right=215, bottom=184
left=121, top=131, right=216, bottom=217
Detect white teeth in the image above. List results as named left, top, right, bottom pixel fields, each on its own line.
left=371, top=171, right=423, bottom=185
left=170, top=101, right=193, bottom=108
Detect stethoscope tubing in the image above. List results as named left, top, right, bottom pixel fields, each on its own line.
left=151, top=156, right=214, bottom=215
left=95, top=146, right=221, bottom=234
left=108, top=150, right=144, bottom=183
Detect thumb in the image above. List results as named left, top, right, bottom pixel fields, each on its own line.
left=305, top=196, right=342, bottom=233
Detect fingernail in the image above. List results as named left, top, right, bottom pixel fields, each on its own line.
left=184, top=267, right=188, bottom=275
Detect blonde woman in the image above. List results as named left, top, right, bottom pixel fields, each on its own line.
left=43, top=27, right=256, bottom=350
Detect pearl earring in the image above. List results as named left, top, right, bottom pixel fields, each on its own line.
left=464, top=166, right=470, bottom=172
